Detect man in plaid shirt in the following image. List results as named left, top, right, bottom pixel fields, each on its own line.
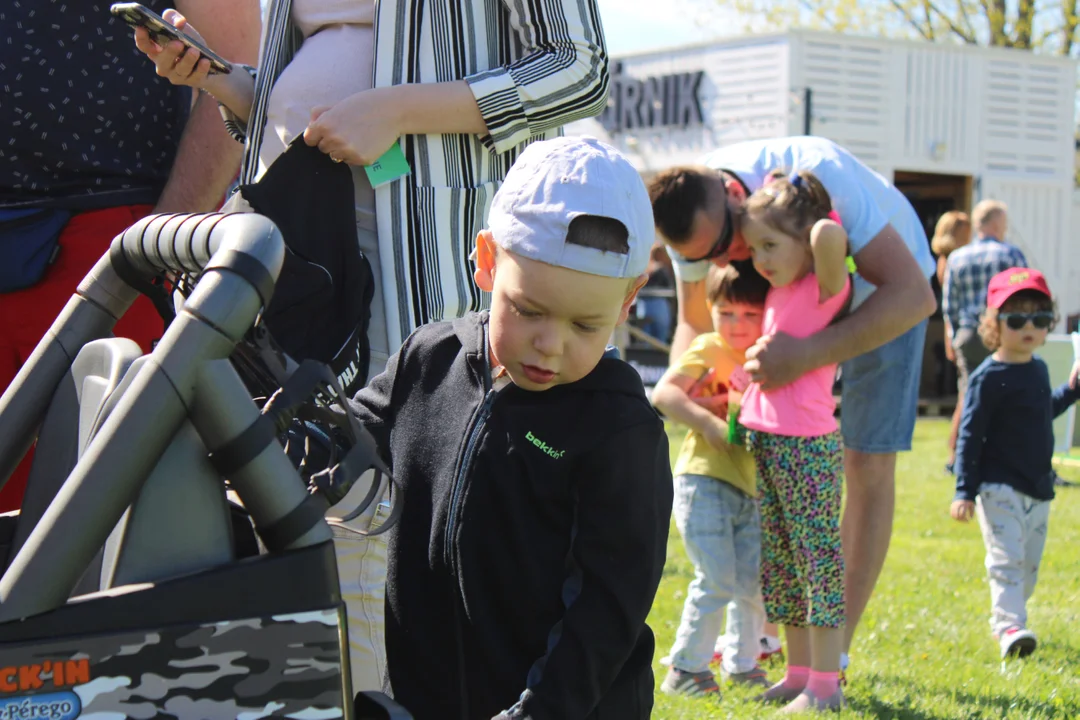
left=943, top=199, right=1027, bottom=398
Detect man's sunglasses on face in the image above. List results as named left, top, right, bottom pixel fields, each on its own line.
left=682, top=203, right=734, bottom=263
left=1000, top=312, right=1054, bottom=330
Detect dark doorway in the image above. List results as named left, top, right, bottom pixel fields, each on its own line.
left=893, top=171, right=972, bottom=404
left=894, top=171, right=972, bottom=248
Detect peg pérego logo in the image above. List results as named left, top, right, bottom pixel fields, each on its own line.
left=0, top=659, right=88, bottom=720
left=0, top=692, right=81, bottom=720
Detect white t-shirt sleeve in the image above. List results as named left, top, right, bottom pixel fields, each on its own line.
left=808, top=162, right=890, bottom=255
left=666, top=244, right=711, bottom=283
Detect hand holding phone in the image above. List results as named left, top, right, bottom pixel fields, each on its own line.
left=112, top=3, right=232, bottom=76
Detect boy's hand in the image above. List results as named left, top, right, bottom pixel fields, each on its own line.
left=950, top=499, right=975, bottom=522
left=690, top=391, right=729, bottom=418
left=701, top=417, right=730, bottom=452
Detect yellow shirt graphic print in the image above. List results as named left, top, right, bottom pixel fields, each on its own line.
left=668, top=333, right=758, bottom=498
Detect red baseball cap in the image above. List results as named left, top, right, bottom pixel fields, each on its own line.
left=986, top=267, right=1051, bottom=309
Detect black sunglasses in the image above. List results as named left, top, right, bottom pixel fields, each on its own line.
left=1000, top=312, right=1054, bottom=330
left=682, top=203, right=734, bottom=263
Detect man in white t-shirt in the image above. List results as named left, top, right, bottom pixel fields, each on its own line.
left=648, top=136, right=937, bottom=672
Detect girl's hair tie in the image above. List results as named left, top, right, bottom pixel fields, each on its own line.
left=789, top=172, right=802, bottom=188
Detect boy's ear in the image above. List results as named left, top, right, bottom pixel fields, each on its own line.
left=473, top=230, right=497, bottom=292
left=617, top=273, right=649, bottom=326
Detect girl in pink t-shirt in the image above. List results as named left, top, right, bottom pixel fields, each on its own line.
left=738, top=171, right=852, bottom=712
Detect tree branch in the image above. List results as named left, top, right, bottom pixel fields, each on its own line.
left=797, top=0, right=845, bottom=30
left=979, top=0, right=1009, bottom=44
left=889, top=0, right=936, bottom=40
left=1016, top=0, right=1035, bottom=47
left=956, top=0, right=979, bottom=40
left=925, top=0, right=980, bottom=42
left=1064, top=0, right=1080, bottom=55
left=921, top=0, right=937, bottom=39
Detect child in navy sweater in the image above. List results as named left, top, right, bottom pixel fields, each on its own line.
left=950, top=268, right=1080, bottom=659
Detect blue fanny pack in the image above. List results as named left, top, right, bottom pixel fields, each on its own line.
left=0, top=208, right=70, bottom=293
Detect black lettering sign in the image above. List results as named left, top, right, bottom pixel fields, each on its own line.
left=599, top=62, right=704, bottom=134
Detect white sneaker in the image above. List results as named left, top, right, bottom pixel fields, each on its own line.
left=760, top=635, right=784, bottom=662
left=713, top=635, right=785, bottom=664
left=999, top=627, right=1037, bottom=659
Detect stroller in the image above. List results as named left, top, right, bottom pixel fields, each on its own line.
left=0, top=212, right=410, bottom=719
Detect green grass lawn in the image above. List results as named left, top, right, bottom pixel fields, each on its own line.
left=651, top=419, right=1080, bottom=719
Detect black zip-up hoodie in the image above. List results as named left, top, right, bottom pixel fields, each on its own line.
left=348, top=312, right=673, bottom=720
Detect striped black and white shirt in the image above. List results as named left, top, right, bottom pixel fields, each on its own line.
left=228, top=0, right=610, bottom=351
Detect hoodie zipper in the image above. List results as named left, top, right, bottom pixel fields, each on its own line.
left=446, top=324, right=499, bottom=720
left=444, top=350, right=497, bottom=571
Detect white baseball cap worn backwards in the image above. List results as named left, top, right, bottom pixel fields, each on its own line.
left=487, top=136, right=654, bottom=280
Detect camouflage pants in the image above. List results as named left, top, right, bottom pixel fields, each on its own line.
left=329, top=471, right=391, bottom=692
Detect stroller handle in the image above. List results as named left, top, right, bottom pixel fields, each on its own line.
left=113, top=212, right=284, bottom=304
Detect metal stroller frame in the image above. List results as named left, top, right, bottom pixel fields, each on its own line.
left=0, top=212, right=408, bottom=719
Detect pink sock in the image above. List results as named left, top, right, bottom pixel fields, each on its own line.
left=780, top=665, right=810, bottom=690
left=806, top=670, right=839, bottom=698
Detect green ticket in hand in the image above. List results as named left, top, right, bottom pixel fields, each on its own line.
left=364, top=143, right=412, bottom=188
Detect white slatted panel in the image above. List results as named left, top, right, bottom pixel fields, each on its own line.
left=981, top=176, right=1077, bottom=314
left=981, top=59, right=1073, bottom=179
left=789, top=35, right=892, bottom=175
left=899, top=47, right=979, bottom=172
left=565, top=38, right=790, bottom=171
left=707, top=40, right=791, bottom=145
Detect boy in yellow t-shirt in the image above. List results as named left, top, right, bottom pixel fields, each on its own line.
left=655, top=263, right=772, bottom=698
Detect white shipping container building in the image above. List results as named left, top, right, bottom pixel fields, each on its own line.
left=566, top=29, right=1079, bottom=321
left=567, top=29, right=1079, bottom=405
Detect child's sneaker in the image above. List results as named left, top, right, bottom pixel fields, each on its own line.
left=722, top=665, right=770, bottom=687
left=760, top=635, right=784, bottom=663
left=713, top=635, right=784, bottom=665
left=660, top=667, right=721, bottom=697
left=999, top=627, right=1037, bottom=659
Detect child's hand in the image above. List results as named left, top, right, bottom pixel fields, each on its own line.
left=702, top=417, right=729, bottom=452
left=691, top=391, right=729, bottom=418
left=950, top=499, right=975, bottom=522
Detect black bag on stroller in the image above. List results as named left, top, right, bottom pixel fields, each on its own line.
left=236, top=139, right=376, bottom=397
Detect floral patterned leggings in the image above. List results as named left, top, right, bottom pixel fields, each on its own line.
left=747, top=430, right=845, bottom=628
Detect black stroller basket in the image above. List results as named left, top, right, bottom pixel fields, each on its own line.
left=0, top=213, right=408, bottom=719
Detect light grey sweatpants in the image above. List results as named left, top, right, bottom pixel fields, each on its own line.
left=975, top=483, right=1051, bottom=637
left=330, top=175, right=392, bottom=694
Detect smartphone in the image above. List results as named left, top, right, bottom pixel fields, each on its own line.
left=110, top=2, right=232, bottom=75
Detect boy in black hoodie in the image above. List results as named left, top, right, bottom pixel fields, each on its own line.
left=347, top=136, right=673, bottom=720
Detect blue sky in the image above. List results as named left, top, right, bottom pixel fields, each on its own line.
left=596, top=0, right=733, bottom=55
